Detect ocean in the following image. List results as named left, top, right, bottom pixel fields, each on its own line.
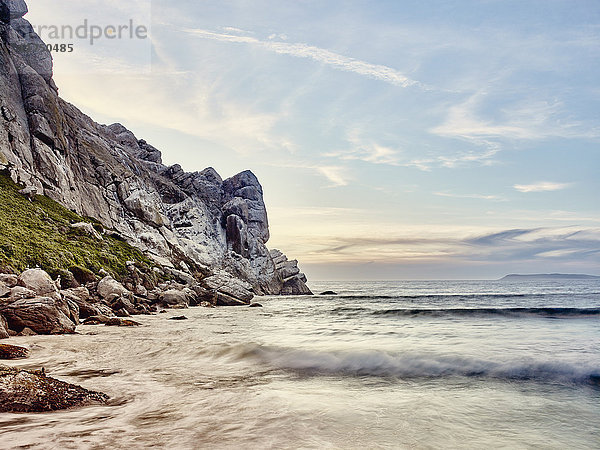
left=1, top=279, right=599, bottom=449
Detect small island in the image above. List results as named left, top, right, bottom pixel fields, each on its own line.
left=499, top=273, right=600, bottom=281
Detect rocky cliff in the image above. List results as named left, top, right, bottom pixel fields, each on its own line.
left=0, top=0, right=311, bottom=296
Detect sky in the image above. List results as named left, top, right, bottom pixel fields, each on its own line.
left=25, top=0, right=600, bottom=280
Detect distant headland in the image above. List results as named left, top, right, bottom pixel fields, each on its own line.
left=499, top=273, right=600, bottom=281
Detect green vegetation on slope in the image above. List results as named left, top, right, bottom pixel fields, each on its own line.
left=0, top=170, right=157, bottom=280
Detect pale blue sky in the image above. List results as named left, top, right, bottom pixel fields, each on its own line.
left=27, top=0, right=600, bottom=279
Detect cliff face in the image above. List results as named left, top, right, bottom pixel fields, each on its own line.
left=0, top=0, right=311, bottom=295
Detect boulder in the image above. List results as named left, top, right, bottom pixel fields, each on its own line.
left=202, top=272, right=254, bottom=303
left=0, top=343, right=28, bottom=359
left=0, top=365, right=109, bottom=412
left=96, top=276, right=130, bottom=301
left=17, top=269, right=59, bottom=298
left=61, top=288, right=97, bottom=319
left=215, top=292, right=248, bottom=307
left=319, top=291, right=338, bottom=296
left=110, top=296, right=137, bottom=315
left=168, top=315, right=188, bottom=321
left=190, top=284, right=217, bottom=306
left=158, top=289, right=189, bottom=308
left=0, top=297, right=76, bottom=335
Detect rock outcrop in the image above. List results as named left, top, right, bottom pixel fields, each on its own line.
left=270, top=250, right=313, bottom=295
left=0, top=365, right=109, bottom=412
left=0, top=0, right=311, bottom=297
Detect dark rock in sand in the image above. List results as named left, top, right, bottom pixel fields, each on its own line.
left=0, top=343, right=28, bottom=359
left=319, top=291, right=338, bottom=296
left=0, top=365, right=108, bottom=412
left=105, top=317, right=141, bottom=327
left=169, top=315, right=188, bottom=321
left=82, top=315, right=109, bottom=325
left=249, top=303, right=263, bottom=308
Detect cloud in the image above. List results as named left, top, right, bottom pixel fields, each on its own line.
left=432, top=92, right=600, bottom=143
left=513, top=182, right=572, bottom=193
left=435, top=192, right=505, bottom=201
left=183, top=28, right=421, bottom=88
left=267, top=161, right=350, bottom=187
left=326, top=145, right=402, bottom=166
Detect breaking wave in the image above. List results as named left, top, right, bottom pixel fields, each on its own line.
left=220, top=344, right=600, bottom=387
left=332, top=306, right=600, bottom=319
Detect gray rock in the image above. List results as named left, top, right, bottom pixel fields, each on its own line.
left=96, top=276, right=130, bottom=301
left=0, top=297, right=76, bottom=335
left=158, top=289, right=189, bottom=308
left=110, top=296, right=137, bottom=316
left=202, top=272, right=254, bottom=303
left=17, top=269, right=59, bottom=298
left=215, top=292, right=248, bottom=307
left=61, top=289, right=97, bottom=320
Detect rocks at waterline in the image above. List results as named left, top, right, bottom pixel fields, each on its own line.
left=0, top=267, right=267, bottom=339
left=319, top=291, right=338, bottom=296
left=0, top=297, right=76, bottom=335
left=0, top=365, right=109, bottom=412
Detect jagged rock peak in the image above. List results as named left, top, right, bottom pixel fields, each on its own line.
left=0, top=0, right=28, bottom=22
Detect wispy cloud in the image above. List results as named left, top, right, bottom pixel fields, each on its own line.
left=432, top=92, right=600, bottom=143
left=183, top=28, right=421, bottom=88
left=326, top=145, right=402, bottom=166
left=267, top=161, right=351, bottom=187
left=514, top=182, right=572, bottom=193
left=435, top=192, right=505, bottom=201
left=272, top=225, right=600, bottom=267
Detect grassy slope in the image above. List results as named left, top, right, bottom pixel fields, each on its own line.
left=0, top=170, right=157, bottom=280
